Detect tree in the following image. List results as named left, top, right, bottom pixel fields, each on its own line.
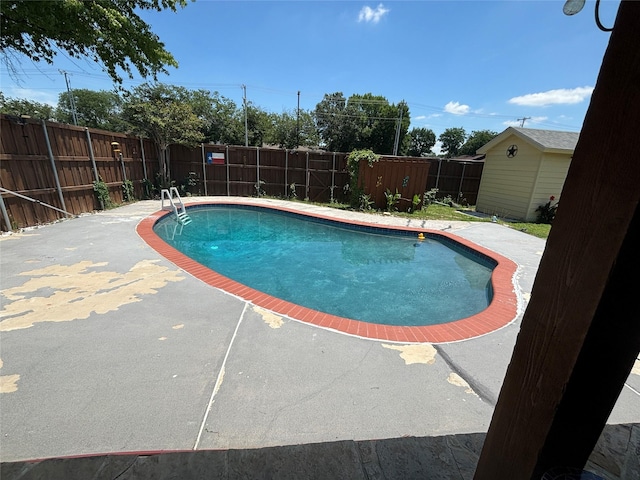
left=240, top=103, right=273, bottom=147
left=459, top=129, right=498, bottom=156
left=314, top=92, right=409, bottom=154
left=0, top=0, right=189, bottom=84
left=438, top=127, right=467, bottom=158
left=188, top=90, right=241, bottom=145
left=0, top=92, right=56, bottom=120
left=406, top=127, right=436, bottom=157
left=268, top=109, right=320, bottom=149
left=346, top=94, right=409, bottom=155
left=314, top=92, right=354, bottom=152
left=122, top=83, right=204, bottom=183
left=57, top=89, right=126, bottom=131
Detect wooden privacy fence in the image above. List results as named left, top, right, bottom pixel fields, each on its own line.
left=169, top=144, right=351, bottom=203
left=358, top=158, right=430, bottom=211
left=0, top=115, right=158, bottom=230
left=0, top=116, right=484, bottom=230
left=425, top=158, right=484, bottom=205
left=171, top=146, right=483, bottom=211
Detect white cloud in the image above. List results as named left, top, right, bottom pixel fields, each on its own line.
left=503, top=120, right=520, bottom=128
left=503, top=116, right=548, bottom=128
left=414, top=115, right=426, bottom=120
left=358, top=4, right=390, bottom=24
left=444, top=101, right=470, bottom=115
left=7, top=87, right=58, bottom=107
left=508, top=86, right=594, bottom=107
left=531, top=116, right=548, bottom=123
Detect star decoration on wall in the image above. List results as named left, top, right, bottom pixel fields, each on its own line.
left=507, top=145, right=518, bottom=157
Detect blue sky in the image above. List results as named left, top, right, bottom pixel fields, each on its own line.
left=1, top=0, right=619, bottom=147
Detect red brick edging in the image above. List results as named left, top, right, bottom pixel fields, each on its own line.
left=136, top=202, right=519, bottom=343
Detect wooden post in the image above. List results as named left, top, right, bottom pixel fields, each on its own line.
left=225, top=145, right=230, bottom=196
left=285, top=149, right=289, bottom=197
left=331, top=152, right=336, bottom=203
left=474, top=3, right=640, bottom=478
left=256, top=146, right=260, bottom=195
left=201, top=144, right=208, bottom=196
left=84, top=128, right=100, bottom=183
left=139, top=137, right=148, bottom=181
left=305, top=151, right=309, bottom=199
left=41, top=119, right=69, bottom=216
left=0, top=192, right=12, bottom=231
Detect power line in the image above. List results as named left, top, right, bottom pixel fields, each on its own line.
left=517, top=116, right=531, bottom=127
left=59, top=69, right=78, bottom=125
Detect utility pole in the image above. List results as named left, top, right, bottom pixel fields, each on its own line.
left=60, top=70, right=78, bottom=126
left=242, top=84, right=248, bottom=147
left=517, top=116, right=531, bottom=127
left=296, top=90, right=300, bottom=148
left=393, top=101, right=405, bottom=156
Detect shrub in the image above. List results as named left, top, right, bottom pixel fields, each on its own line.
left=411, top=194, right=422, bottom=213
left=536, top=196, right=558, bottom=224
left=122, top=179, right=135, bottom=202
left=346, top=149, right=380, bottom=207
left=384, top=188, right=401, bottom=212
left=93, top=177, right=113, bottom=209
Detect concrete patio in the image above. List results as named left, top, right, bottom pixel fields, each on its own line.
left=1, top=198, right=638, bottom=478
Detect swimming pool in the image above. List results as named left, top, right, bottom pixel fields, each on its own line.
left=137, top=201, right=519, bottom=342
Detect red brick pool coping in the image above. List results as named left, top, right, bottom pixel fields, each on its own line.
left=136, top=202, right=520, bottom=343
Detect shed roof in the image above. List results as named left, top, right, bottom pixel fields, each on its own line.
left=477, top=127, right=580, bottom=154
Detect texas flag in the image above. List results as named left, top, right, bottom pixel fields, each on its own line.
left=207, top=152, right=225, bottom=165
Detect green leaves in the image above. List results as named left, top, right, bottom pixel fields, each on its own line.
left=406, top=127, right=436, bottom=157
left=0, top=0, right=190, bottom=84
left=122, top=83, right=204, bottom=149
left=459, top=130, right=499, bottom=156
left=0, top=92, right=56, bottom=120
left=438, top=127, right=467, bottom=158
left=57, top=89, right=125, bottom=131
left=314, top=93, right=409, bottom=154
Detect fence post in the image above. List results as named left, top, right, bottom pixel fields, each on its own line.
left=458, top=163, right=467, bottom=201
left=119, top=153, right=127, bottom=183
left=331, top=152, right=336, bottom=203
left=201, top=143, right=208, bottom=196
left=84, top=128, right=100, bottom=183
left=41, top=119, right=69, bottom=216
left=256, top=146, right=260, bottom=194
left=285, top=150, right=289, bottom=197
left=305, top=151, right=309, bottom=199
left=0, top=193, right=11, bottom=231
left=84, top=128, right=103, bottom=209
left=139, top=137, right=148, bottom=180
left=226, top=145, right=230, bottom=196
left=435, top=159, right=442, bottom=190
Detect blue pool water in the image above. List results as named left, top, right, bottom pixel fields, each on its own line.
left=154, top=205, right=495, bottom=327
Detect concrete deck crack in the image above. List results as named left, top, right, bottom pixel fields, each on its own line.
left=193, top=302, right=248, bottom=450
left=434, top=345, right=497, bottom=406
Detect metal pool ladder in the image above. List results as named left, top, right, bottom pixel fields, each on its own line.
left=161, top=187, right=192, bottom=225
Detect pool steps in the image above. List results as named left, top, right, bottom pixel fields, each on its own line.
left=160, top=187, right=192, bottom=225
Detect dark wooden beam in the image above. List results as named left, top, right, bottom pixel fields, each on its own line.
left=474, top=2, right=640, bottom=479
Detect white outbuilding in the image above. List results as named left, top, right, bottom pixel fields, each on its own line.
left=475, top=127, right=580, bottom=221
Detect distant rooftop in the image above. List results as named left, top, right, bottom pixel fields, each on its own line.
left=478, top=127, right=581, bottom=154
left=510, top=127, right=580, bottom=151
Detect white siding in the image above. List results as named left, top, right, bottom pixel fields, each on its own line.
left=476, top=137, right=541, bottom=220
left=525, top=154, right=571, bottom=221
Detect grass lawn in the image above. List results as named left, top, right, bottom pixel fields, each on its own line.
left=315, top=201, right=552, bottom=239
left=500, top=222, right=551, bottom=239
